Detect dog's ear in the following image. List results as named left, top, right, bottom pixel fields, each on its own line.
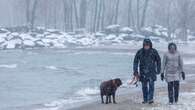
left=114, top=78, right=122, bottom=87
left=118, top=79, right=122, bottom=86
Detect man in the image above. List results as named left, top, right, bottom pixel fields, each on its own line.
left=133, top=39, right=161, bottom=104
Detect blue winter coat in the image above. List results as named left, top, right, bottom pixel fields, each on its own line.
left=133, top=44, right=161, bottom=82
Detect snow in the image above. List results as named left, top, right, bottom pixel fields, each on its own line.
left=0, top=33, right=8, bottom=39
left=51, top=40, right=66, bottom=48
left=23, top=40, right=35, bottom=47
left=35, top=40, right=45, bottom=47
left=46, top=34, right=60, bottom=39
left=6, top=34, right=15, bottom=41
left=77, top=37, right=94, bottom=46
left=20, top=33, right=37, bottom=41
left=0, top=64, right=17, bottom=68
left=184, top=58, right=195, bottom=65
left=94, top=32, right=105, bottom=38
left=6, top=39, right=22, bottom=49
left=106, top=24, right=120, bottom=30
left=105, top=34, right=117, bottom=40
left=120, top=27, right=134, bottom=34
left=0, top=28, right=8, bottom=33
left=0, top=25, right=194, bottom=49
left=0, top=37, right=5, bottom=43
left=145, top=92, right=195, bottom=110
left=11, top=32, right=19, bottom=37
left=142, top=27, right=153, bottom=33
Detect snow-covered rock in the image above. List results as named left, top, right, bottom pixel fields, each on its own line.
left=0, top=25, right=193, bottom=49
left=50, top=40, right=66, bottom=48
left=0, top=37, right=5, bottom=44
left=120, top=27, right=134, bottom=34
left=34, top=40, right=45, bottom=47
left=106, top=24, right=120, bottom=30
left=105, top=24, right=120, bottom=34
left=94, top=32, right=105, bottom=38
left=4, top=38, right=22, bottom=49
left=105, top=34, right=117, bottom=40
left=23, top=40, right=35, bottom=48
left=129, top=33, right=146, bottom=41
left=77, top=37, right=95, bottom=46
left=0, top=28, right=8, bottom=33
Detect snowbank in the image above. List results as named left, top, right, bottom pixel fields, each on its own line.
left=0, top=25, right=194, bottom=49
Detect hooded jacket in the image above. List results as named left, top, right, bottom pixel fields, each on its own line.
left=133, top=39, right=161, bottom=81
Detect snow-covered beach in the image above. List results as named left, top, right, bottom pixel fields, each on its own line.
left=1, top=46, right=190, bottom=110
left=1, top=0, right=195, bottom=109
left=0, top=27, right=195, bottom=110
left=66, top=60, right=195, bottom=110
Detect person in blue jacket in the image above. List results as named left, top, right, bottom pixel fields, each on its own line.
left=133, top=39, right=161, bottom=104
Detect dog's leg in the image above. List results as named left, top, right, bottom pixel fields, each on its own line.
left=109, top=95, right=112, bottom=103
left=101, top=94, right=104, bottom=104
left=112, top=92, right=117, bottom=104
left=106, top=95, right=109, bottom=104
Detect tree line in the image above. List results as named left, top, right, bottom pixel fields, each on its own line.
left=2, top=0, right=195, bottom=40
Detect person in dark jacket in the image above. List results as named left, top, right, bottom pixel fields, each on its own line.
left=133, top=39, right=161, bottom=104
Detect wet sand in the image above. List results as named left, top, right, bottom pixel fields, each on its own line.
left=66, top=64, right=195, bottom=110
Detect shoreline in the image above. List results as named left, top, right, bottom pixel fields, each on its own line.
left=65, top=64, right=195, bottom=110
left=0, top=44, right=194, bottom=54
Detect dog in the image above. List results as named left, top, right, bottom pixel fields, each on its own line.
left=100, top=78, right=122, bottom=104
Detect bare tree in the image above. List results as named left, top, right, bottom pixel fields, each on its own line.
left=128, top=0, right=134, bottom=27
left=79, top=0, right=87, bottom=28
left=177, top=0, right=191, bottom=41
left=140, top=0, right=149, bottom=27
left=93, top=0, right=98, bottom=32
left=114, top=0, right=120, bottom=24
left=25, top=0, right=30, bottom=25
left=101, top=0, right=105, bottom=30
left=8, top=0, right=195, bottom=35
left=136, top=0, right=140, bottom=31
left=30, top=0, right=38, bottom=30
left=73, top=0, right=79, bottom=29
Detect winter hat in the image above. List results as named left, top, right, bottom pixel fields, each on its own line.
left=143, top=39, right=152, bottom=48
left=168, top=42, right=177, bottom=51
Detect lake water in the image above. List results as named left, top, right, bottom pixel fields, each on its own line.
left=0, top=49, right=135, bottom=110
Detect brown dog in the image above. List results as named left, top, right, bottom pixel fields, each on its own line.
left=100, top=78, right=122, bottom=104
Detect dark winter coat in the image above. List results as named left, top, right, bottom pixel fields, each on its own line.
left=133, top=39, right=161, bottom=81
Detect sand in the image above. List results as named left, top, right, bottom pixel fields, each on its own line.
left=65, top=64, right=195, bottom=110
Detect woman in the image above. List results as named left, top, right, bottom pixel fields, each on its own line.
left=161, top=43, right=185, bottom=104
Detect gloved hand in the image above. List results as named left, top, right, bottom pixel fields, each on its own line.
left=161, top=73, right=164, bottom=81
left=181, top=72, right=185, bottom=80
left=133, top=71, right=139, bottom=77
left=133, top=71, right=140, bottom=80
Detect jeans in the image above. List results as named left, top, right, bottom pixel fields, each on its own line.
left=168, top=81, right=180, bottom=103
left=141, top=79, right=155, bottom=102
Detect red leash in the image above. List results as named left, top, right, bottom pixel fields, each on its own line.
left=128, top=75, right=139, bottom=87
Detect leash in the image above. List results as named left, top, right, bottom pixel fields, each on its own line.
left=128, top=75, right=139, bottom=87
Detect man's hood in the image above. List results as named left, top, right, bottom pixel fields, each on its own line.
left=143, top=39, right=153, bottom=48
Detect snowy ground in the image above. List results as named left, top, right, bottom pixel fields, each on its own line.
left=66, top=64, right=195, bottom=110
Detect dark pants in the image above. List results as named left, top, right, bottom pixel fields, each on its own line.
left=168, top=81, right=180, bottom=103
left=141, top=80, right=155, bottom=102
